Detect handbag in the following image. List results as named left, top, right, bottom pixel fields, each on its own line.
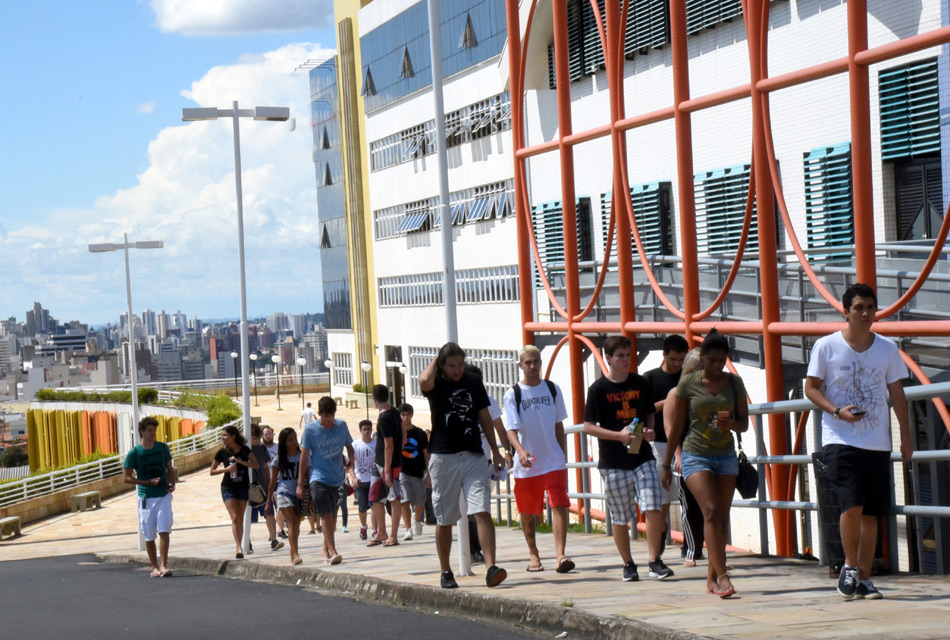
left=297, top=487, right=314, bottom=516
left=728, top=374, right=759, bottom=499
left=248, top=482, right=266, bottom=507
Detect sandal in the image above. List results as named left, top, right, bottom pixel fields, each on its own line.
left=367, top=539, right=383, bottom=547
left=526, top=564, right=545, bottom=572
left=383, top=539, right=400, bottom=547
left=556, top=558, right=575, bottom=574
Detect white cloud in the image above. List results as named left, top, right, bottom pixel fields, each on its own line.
left=5, top=42, right=334, bottom=324
left=137, top=101, right=158, bottom=114
left=150, top=0, right=333, bottom=35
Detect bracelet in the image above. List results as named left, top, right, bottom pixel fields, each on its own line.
left=662, top=464, right=672, bottom=470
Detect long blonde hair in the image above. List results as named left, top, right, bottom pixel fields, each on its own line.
left=682, top=348, right=702, bottom=376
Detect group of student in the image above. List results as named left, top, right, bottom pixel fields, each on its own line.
left=123, top=283, right=912, bottom=600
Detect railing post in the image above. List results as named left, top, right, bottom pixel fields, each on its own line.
left=755, top=413, right=770, bottom=556
left=580, top=433, right=591, bottom=534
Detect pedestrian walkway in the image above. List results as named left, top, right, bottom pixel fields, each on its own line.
left=2, top=394, right=948, bottom=639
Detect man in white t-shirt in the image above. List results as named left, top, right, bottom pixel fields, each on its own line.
left=352, top=419, right=376, bottom=540
left=300, top=402, right=316, bottom=428
left=805, top=283, right=912, bottom=601
left=502, top=345, right=575, bottom=574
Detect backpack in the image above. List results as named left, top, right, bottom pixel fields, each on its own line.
left=511, top=380, right=558, bottom=416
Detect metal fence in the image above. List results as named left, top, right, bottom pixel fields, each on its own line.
left=490, top=381, right=950, bottom=571
left=0, top=421, right=232, bottom=508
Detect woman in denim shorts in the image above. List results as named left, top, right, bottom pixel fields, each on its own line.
left=211, top=425, right=259, bottom=559
left=268, top=428, right=305, bottom=565
left=660, top=330, right=749, bottom=599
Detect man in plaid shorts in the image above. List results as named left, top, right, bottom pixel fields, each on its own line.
left=584, top=335, right=673, bottom=582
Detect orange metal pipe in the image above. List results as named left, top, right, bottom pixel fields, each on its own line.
left=551, top=0, right=586, bottom=516
left=669, top=0, right=700, bottom=346
left=848, top=0, right=876, bottom=286
left=744, top=0, right=791, bottom=555
left=507, top=0, right=533, bottom=348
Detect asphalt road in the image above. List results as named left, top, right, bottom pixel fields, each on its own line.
left=1, top=555, right=543, bottom=640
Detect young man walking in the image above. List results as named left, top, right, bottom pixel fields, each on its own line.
left=297, top=396, right=354, bottom=565
left=300, top=402, right=316, bottom=428
left=805, top=283, right=913, bottom=600
left=398, top=403, right=429, bottom=540
left=123, top=416, right=177, bottom=578
left=352, top=419, right=376, bottom=540
left=421, top=342, right=507, bottom=589
left=368, top=384, right=403, bottom=546
left=502, top=345, right=574, bottom=574
left=584, top=335, right=673, bottom=582
left=262, top=426, right=287, bottom=540
left=643, top=335, right=689, bottom=559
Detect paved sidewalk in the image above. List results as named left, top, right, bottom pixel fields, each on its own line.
left=2, top=395, right=949, bottom=639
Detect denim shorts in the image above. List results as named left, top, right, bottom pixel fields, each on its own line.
left=681, top=451, right=738, bottom=479
left=221, top=484, right=249, bottom=502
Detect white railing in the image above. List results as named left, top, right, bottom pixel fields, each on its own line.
left=63, top=373, right=329, bottom=395
left=0, top=421, right=232, bottom=508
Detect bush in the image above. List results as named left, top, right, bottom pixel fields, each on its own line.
left=34, top=387, right=160, bottom=405
left=207, top=395, right=241, bottom=427
left=0, top=446, right=28, bottom=468
left=352, top=383, right=368, bottom=393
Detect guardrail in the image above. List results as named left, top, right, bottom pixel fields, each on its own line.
left=0, top=420, right=233, bottom=508
left=490, top=381, right=950, bottom=571
left=65, top=373, right=329, bottom=395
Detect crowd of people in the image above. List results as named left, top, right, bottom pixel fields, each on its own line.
left=121, top=283, right=912, bottom=600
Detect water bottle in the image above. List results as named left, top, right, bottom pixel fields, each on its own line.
left=229, top=455, right=237, bottom=480
left=627, top=418, right=644, bottom=454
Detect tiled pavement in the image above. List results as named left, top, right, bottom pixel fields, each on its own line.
left=2, top=394, right=948, bottom=639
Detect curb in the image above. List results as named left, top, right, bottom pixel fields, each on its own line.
left=97, top=553, right=705, bottom=640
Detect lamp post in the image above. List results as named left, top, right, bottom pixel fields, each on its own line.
left=360, top=361, right=372, bottom=419
left=88, top=233, right=164, bottom=446
left=272, top=354, right=283, bottom=411
left=181, top=102, right=290, bottom=441
left=249, top=353, right=259, bottom=406
left=324, top=358, right=334, bottom=399
left=230, top=351, right=239, bottom=398
left=297, top=357, right=307, bottom=408
left=398, top=363, right=409, bottom=407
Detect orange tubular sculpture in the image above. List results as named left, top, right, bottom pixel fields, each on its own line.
left=505, top=0, right=950, bottom=557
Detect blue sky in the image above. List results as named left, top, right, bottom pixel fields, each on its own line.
left=0, top=1, right=336, bottom=326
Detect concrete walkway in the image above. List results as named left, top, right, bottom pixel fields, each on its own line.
left=2, top=394, right=948, bottom=639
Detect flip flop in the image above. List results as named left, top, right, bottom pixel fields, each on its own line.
left=556, top=558, right=575, bottom=574
left=367, top=539, right=383, bottom=547
left=718, top=586, right=736, bottom=599
left=383, top=539, right=400, bottom=547
left=292, top=557, right=303, bottom=565
left=526, top=564, right=545, bottom=572
left=235, top=553, right=244, bottom=560
left=150, top=569, right=162, bottom=578
left=159, top=569, right=173, bottom=578
left=329, top=554, right=343, bottom=565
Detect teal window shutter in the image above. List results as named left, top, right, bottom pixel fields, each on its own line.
left=803, top=142, right=854, bottom=263
left=601, top=182, right=674, bottom=258
left=879, top=58, right=940, bottom=161
left=695, top=164, right=756, bottom=256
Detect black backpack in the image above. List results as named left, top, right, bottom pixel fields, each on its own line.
left=510, top=380, right=558, bottom=416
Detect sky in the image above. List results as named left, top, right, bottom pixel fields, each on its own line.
left=0, top=0, right=337, bottom=326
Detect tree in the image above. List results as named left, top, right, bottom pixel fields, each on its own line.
left=0, top=446, right=28, bottom=468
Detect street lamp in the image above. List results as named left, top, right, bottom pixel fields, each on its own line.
left=88, top=233, right=164, bottom=446
left=230, top=351, right=239, bottom=398
left=398, top=363, right=409, bottom=406
left=249, top=353, right=259, bottom=406
left=324, top=358, right=334, bottom=397
left=181, top=102, right=290, bottom=446
left=297, top=357, right=307, bottom=408
left=272, top=354, right=283, bottom=411
left=360, top=361, right=372, bottom=419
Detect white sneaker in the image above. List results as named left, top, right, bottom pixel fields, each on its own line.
left=342, top=526, right=349, bottom=533
left=402, top=528, right=414, bottom=541
left=413, top=520, right=423, bottom=537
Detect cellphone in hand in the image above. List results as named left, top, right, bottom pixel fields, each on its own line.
left=851, top=408, right=867, bottom=417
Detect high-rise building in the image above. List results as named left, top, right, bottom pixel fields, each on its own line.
left=142, top=309, right=158, bottom=336
left=25, top=302, right=52, bottom=337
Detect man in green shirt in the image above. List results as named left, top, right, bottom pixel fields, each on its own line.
left=123, top=416, right=177, bottom=577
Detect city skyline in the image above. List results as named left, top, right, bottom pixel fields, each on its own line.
left=0, top=1, right=336, bottom=325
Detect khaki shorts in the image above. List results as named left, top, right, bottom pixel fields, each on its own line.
left=429, top=452, right=491, bottom=525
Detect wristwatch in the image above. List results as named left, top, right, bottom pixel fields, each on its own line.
left=833, top=407, right=841, bottom=419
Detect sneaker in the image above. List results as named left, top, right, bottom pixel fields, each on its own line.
left=837, top=565, right=859, bottom=600
left=359, top=526, right=368, bottom=541
left=342, top=526, right=349, bottom=533
left=270, top=539, right=284, bottom=551
left=471, top=550, right=485, bottom=565
left=441, top=570, right=459, bottom=589
left=403, top=528, right=414, bottom=541
left=278, top=530, right=288, bottom=540
left=247, top=543, right=254, bottom=555
left=486, top=565, right=508, bottom=588
left=413, top=520, right=423, bottom=537
left=856, top=579, right=883, bottom=600
left=623, top=560, right=639, bottom=582
left=648, top=557, right=674, bottom=580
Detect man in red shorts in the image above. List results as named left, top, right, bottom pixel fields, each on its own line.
left=502, top=345, right=575, bottom=574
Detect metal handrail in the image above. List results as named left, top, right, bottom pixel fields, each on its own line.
left=490, top=381, right=950, bottom=564
left=0, top=420, right=233, bottom=508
